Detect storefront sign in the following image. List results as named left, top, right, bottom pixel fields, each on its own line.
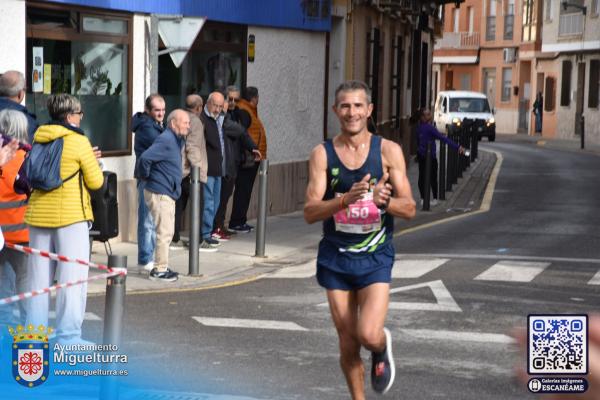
left=43, top=64, right=52, bottom=94
left=32, top=47, right=43, bottom=93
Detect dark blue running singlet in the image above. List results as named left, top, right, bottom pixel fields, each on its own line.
left=317, top=135, right=394, bottom=276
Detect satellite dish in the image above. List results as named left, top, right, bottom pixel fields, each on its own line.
left=158, top=16, right=206, bottom=68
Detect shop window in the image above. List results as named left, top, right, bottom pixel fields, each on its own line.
left=544, top=76, right=556, bottom=111
left=560, top=60, right=572, bottom=106
left=26, top=4, right=132, bottom=155
left=589, top=60, right=599, bottom=108
left=501, top=68, right=512, bottom=102
left=301, top=0, right=331, bottom=19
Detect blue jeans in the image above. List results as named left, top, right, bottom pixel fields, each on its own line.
left=0, top=248, right=27, bottom=328
left=137, top=181, right=156, bottom=264
left=202, top=176, right=222, bottom=240
left=535, top=111, right=542, bottom=133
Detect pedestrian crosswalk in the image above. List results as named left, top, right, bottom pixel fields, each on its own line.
left=263, top=255, right=600, bottom=286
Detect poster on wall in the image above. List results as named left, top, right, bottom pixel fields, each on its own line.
left=32, top=47, right=44, bottom=93
left=43, top=64, right=52, bottom=94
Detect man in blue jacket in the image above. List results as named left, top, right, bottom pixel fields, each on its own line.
left=132, top=94, right=165, bottom=271
left=136, top=109, right=190, bottom=282
left=0, top=71, right=38, bottom=143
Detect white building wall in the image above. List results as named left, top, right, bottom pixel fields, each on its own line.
left=0, top=0, right=26, bottom=89
left=246, top=26, right=326, bottom=164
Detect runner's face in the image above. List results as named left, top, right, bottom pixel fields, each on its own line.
left=334, top=90, right=373, bottom=136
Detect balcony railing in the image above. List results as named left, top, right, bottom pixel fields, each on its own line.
left=434, top=31, right=480, bottom=49
left=504, top=14, right=514, bottom=40
left=486, top=16, right=496, bottom=41
left=559, top=13, right=584, bottom=36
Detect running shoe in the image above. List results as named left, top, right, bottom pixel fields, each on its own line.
left=371, top=327, right=396, bottom=394
left=229, top=223, right=253, bottom=233
left=169, top=240, right=187, bottom=250
left=204, top=237, right=220, bottom=246
left=199, top=240, right=218, bottom=252
left=149, top=267, right=179, bottom=282
left=211, top=228, right=231, bottom=241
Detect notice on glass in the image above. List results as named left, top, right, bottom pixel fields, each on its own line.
left=32, top=47, right=43, bottom=93
left=43, top=64, right=51, bottom=94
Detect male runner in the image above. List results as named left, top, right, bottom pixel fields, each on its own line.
left=304, top=80, right=416, bottom=398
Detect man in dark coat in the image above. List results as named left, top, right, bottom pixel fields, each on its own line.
left=0, top=71, right=38, bottom=143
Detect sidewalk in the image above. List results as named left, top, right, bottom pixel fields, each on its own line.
left=496, top=133, right=600, bottom=156
left=88, top=149, right=498, bottom=295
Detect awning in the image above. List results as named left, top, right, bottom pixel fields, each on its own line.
left=432, top=56, right=478, bottom=64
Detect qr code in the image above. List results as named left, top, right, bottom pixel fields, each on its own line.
left=528, top=315, right=588, bottom=374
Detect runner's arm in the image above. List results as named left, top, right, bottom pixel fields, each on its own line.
left=304, top=145, right=344, bottom=224
left=381, top=139, right=416, bottom=219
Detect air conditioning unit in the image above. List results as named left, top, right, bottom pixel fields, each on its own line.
left=503, top=48, right=517, bottom=63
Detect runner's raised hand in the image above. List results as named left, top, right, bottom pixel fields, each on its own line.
left=373, top=171, right=392, bottom=208
left=343, top=173, right=371, bottom=206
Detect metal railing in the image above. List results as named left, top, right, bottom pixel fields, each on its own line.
left=504, top=14, right=514, bottom=40
left=559, top=13, right=584, bottom=36
left=434, top=31, right=480, bottom=49
left=486, top=16, right=496, bottom=41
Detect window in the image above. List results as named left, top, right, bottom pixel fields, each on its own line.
left=460, top=73, right=471, bottom=90
left=501, top=68, right=512, bottom=102
left=453, top=8, right=460, bottom=33
left=442, top=96, right=447, bottom=113
left=589, top=60, right=599, bottom=108
left=449, top=97, right=491, bottom=113
left=468, top=7, right=474, bottom=33
left=593, top=0, right=600, bottom=16
left=544, top=76, right=556, bottom=111
left=560, top=60, right=572, bottom=106
left=545, top=0, right=554, bottom=20
left=522, top=0, right=537, bottom=42
left=26, top=5, right=132, bottom=155
left=489, top=0, right=497, bottom=16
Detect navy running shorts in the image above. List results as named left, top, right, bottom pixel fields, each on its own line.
left=316, top=264, right=392, bottom=291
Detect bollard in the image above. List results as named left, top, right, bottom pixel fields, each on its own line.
left=580, top=115, right=585, bottom=150
left=464, top=119, right=472, bottom=168
left=422, top=141, right=432, bottom=211
left=450, top=130, right=459, bottom=186
left=255, top=159, right=269, bottom=257
left=471, top=124, right=478, bottom=161
left=446, top=129, right=456, bottom=191
left=457, top=126, right=465, bottom=178
left=100, top=254, right=127, bottom=400
left=188, top=166, right=201, bottom=276
left=439, top=141, right=446, bottom=201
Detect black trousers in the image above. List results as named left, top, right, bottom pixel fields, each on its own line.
left=213, top=175, right=236, bottom=231
left=173, top=176, right=203, bottom=242
left=417, top=154, right=439, bottom=200
left=229, top=162, right=259, bottom=228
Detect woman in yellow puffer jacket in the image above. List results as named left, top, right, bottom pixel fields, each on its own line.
left=25, top=94, right=103, bottom=345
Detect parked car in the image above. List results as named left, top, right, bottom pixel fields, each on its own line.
left=433, top=90, right=496, bottom=141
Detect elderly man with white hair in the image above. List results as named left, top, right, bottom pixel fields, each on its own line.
left=0, top=71, right=38, bottom=142
left=136, top=109, right=190, bottom=282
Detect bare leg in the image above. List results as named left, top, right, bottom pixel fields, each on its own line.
left=357, top=282, right=390, bottom=353
left=327, top=289, right=365, bottom=400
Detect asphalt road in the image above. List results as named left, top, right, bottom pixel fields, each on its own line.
left=82, top=138, right=600, bottom=400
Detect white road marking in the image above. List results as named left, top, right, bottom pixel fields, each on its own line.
left=192, top=317, right=309, bottom=331
left=475, top=261, right=549, bottom=282
left=588, top=270, right=600, bottom=285
left=388, top=280, right=462, bottom=312
left=397, top=253, right=600, bottom=264
left=392, top=258, right=449, bottom=278
left=265, top=260, right=315, bottom=279
left=400, top=328, right=514, bottom=344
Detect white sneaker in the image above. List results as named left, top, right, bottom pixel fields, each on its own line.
left=431, top=199, right=438, bottom=206
left=138, top=261, right=154, bottom=271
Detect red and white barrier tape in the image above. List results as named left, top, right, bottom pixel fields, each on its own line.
left=0, top=242, right=127, bottom=306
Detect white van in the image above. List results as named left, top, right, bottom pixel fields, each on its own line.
left=433, top=90, right=496, bottom=141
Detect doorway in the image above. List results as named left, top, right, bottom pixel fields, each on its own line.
left=482, top=68, right=496, bottom=110
left=445, top=70, right=453, bottom=90
left=575, top=62, right=585, bottom=136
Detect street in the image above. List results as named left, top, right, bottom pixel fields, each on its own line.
left=83, top=138, right=600, bottom=399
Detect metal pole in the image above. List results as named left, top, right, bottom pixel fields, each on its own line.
left=100, top=254, right=127, bottom=400
left=149, top=15, right=159, bottom=93
left=439, top=141, right=446, bottom=201
left=255, top=160, right=269, bottom=257
left=188, top=166, right=200, bottom=275
left=581, top=115, right=585, bottom=150
left=457, top=127, right=464, bottom=178
left=464, top=119, right=471, bottom=168
left=422, top=141, right=432, bottom=211
left=472, top=124, right=479, bottom=160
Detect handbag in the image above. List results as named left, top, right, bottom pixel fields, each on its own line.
left=241, top=128, right=261, bottom=169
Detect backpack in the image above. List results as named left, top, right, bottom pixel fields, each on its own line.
left=24, top=138, right=79, bottom=191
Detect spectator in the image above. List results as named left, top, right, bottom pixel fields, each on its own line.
left=416, top=109, right=464, bottom=206
left=229, top=86, right=267, bottom=233
left=212, top=87, right=260, bottom=241
left=533, top=91, right=543, bottom=133
left=0, top=110, right=31, bottom=331
left=199, top=92, right=225, bottom=250
left=171, top=94, right=208, bottom=249
left=0, top=71, right=38, bottom=143
left=136, top=109, right=190, bottom=282
left=132, top=94, right=165, bottom=271
left=24, top=94, right=104, bottom=345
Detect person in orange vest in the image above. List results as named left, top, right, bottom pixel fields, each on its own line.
left=0, top=109, right=31, bottom=329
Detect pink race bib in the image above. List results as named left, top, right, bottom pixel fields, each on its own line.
left=333, top=192, right=382, bottom=234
